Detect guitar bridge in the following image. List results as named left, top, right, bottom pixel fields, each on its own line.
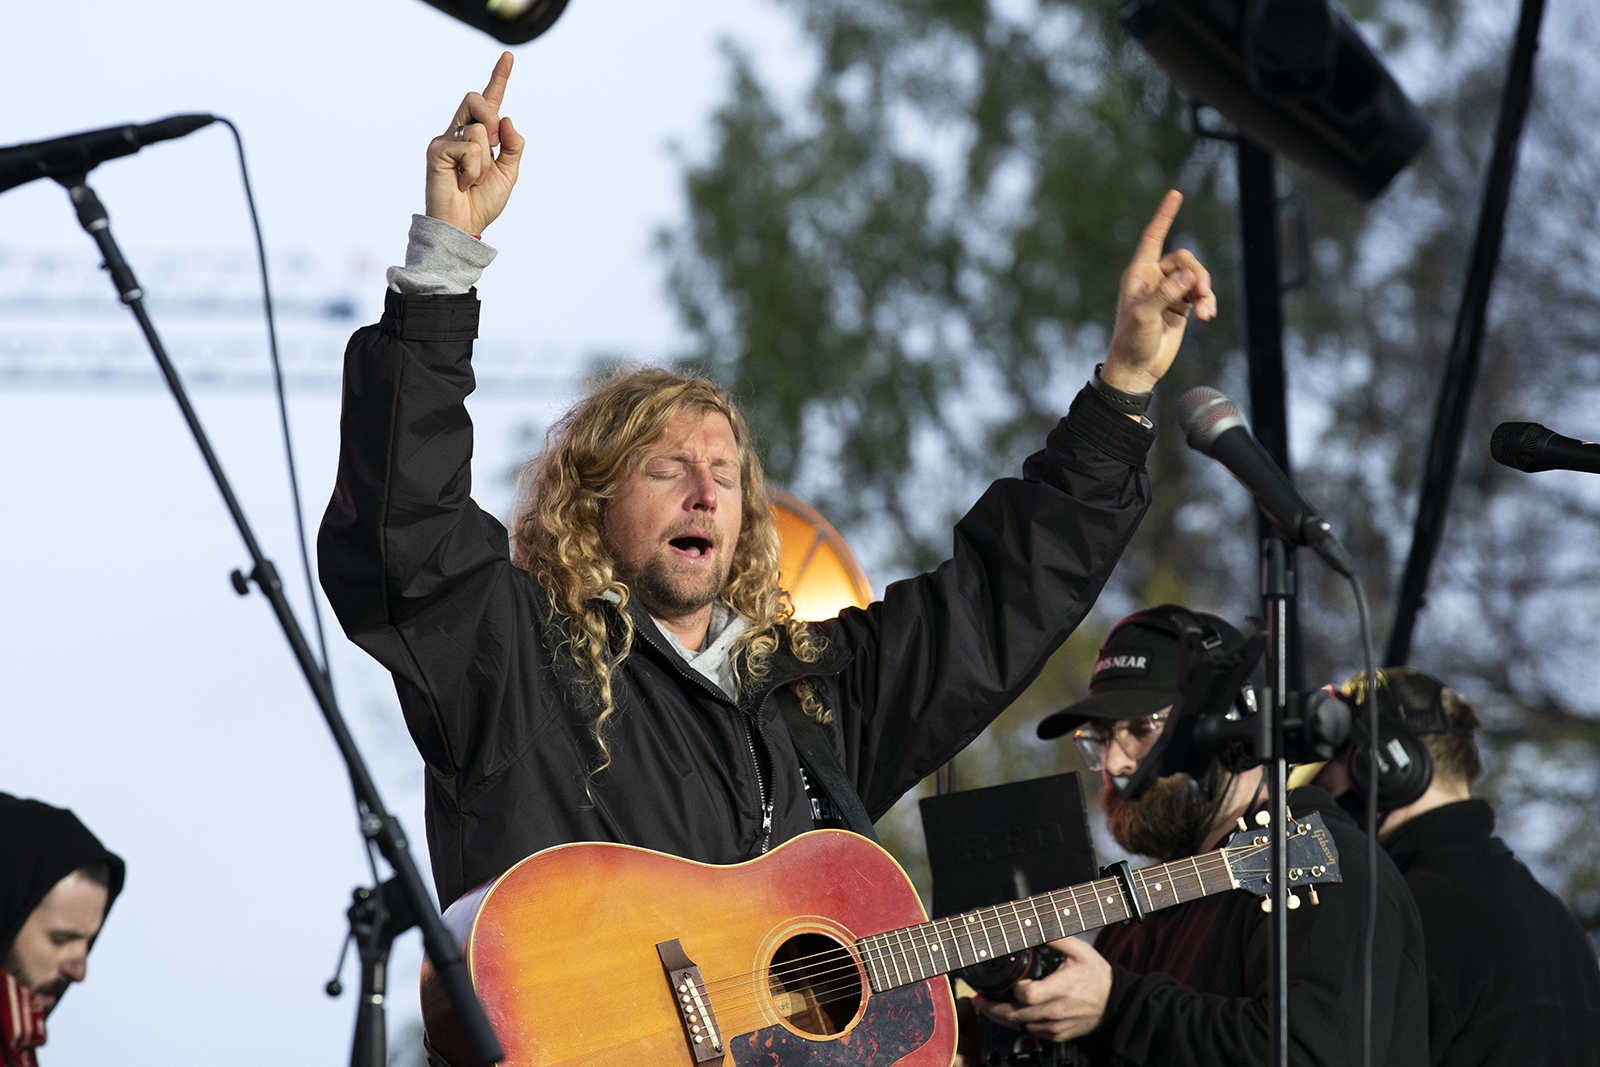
left=657, top=938, right=725, bottom=1063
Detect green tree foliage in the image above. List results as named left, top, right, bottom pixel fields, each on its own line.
left=659, top=0, right=1600, bottom=934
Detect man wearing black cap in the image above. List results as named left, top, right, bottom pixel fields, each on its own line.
left=972, top=606, right=1429, bottom=1067
left=0, top=794, right=124, bottom=1067
left=1314, top=668, right=1600, bottom=1067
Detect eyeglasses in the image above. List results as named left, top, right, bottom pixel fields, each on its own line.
left=1071, top=710, right=1171, bottom=771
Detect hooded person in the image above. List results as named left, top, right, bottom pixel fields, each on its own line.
left=0, top=794, right=124, bottom=1067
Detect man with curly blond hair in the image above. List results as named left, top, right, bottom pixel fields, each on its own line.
left=319, top=55, right=1218, bottom=908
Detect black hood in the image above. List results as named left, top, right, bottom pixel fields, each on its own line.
left=0, top=793, right=125, bottom=961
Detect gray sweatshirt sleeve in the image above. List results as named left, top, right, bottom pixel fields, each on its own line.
left=385, top=214, right=498, bottom=295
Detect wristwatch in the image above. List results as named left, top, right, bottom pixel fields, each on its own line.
left=1091, top=363, right=1154, bottom=416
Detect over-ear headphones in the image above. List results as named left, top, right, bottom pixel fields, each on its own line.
left=1342, top=670, right=1448, bottom=812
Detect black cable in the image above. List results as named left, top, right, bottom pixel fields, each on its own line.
left=217, top=116, right=333, bottom=680
left=1349, top=576, right=1380, bottom=1067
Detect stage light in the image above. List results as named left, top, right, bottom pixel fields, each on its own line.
left=1120, top=0, right=1431, bottom=200
left=768, top=489, right=874, bottom=622
left=417, top=0, right=569, bottom=45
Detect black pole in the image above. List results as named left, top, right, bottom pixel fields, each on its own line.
left=1260, top=538, right=1293, bottom=1067
left=1236, top=139, right=1305, bottom=694
left=56, top=175, right=503, bottom=1067
left=1236, top=136, right=1294, bottom=1067
left=1385, top=0, right=1547, bottom=666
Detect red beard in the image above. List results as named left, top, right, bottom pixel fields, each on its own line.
left=1101, top=773, right=1215, bottom=862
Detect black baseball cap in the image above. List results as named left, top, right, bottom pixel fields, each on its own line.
left=1036, top=610, right=1222, bottom=739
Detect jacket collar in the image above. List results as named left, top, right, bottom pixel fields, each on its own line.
left=1380, top=798, right=1497, bottom=869
left=612, top=593, right=852, bottom=708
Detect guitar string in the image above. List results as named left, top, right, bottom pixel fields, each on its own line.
left=652, top=836, right=1312, bottom=1042
left=690, top=845, right=1255, bottom=1002
left=689, top=839, right=1294, bottom=1022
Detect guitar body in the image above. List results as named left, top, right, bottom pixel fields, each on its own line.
left=421, top=831, right=956, bottom=1067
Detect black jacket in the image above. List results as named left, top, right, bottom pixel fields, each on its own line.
left=318, top=289, right=1155, bottom=907
left=1382, top=799, right=1600, bottom=1067
left=1081, top=786, right=1429, bottom=1067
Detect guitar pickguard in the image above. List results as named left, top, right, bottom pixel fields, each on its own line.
left=728, top=983, right=937, bottom=1067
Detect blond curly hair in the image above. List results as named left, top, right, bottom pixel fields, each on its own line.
left=510, top=366, right=829, bottom=778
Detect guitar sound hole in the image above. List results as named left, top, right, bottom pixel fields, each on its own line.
left=766, top=932, right=863, bottom=1036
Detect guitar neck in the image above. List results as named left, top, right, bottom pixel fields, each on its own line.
left=857, top=850, right=1237, bottom=993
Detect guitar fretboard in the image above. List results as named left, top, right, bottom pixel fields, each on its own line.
left=856, top=850, right=1236, bottom=993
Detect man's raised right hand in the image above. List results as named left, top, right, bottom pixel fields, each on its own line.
left=425, top=51, right=525, bottom=236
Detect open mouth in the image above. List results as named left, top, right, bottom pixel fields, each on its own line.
left=668, top=534, right=715, bottom=558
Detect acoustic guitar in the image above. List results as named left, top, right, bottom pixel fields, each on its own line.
left=421, top=812, right=1340, bottom=1067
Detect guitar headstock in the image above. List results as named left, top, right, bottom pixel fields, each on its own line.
left=1222, top=810, right=1342, bottom=906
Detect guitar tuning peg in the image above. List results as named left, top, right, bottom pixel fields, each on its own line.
left=1287, top=891, right=1301, bottom=910
left=1259, top=896, right=1272, bottom=913
left=1309, top=889, right=1320, bottom=906
left=1237, top=816, right=1249, bottom=833
left=1254, top=810, right=1271, bottom=827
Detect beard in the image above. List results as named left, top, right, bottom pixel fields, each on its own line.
left=619, top=549, right=731, bottom=619
left=2, top=944, right=68, bottom=1008
left=1101, top=773, right=1217, bottom=862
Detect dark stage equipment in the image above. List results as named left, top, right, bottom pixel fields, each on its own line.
left=1119, top=0, right=1431, bottom=200
left=1492, top=421, right=1600, bottom=475
left=417, top=0, right=569, bottom=44
left=1178, top=387, right=1353, bottom=576
left=0, top=115, right=214, bottom=195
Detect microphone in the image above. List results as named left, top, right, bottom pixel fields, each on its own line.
left=1177, top=386, right=1354, bottom=576
left=0, top=114, right=216, bottom=195
left=1490, top=421, right=1600, bottom=474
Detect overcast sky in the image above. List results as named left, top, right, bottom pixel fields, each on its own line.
left=0, top=1, right=811, bottom=1062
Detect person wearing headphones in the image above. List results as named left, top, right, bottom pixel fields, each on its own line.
left=970, top=606, right=1428, bottom=1067
left=1313, top=668, right=1600, bottom=1067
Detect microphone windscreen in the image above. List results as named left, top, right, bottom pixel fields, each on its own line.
left=1176, top=386, right=1246, bottom=452
left=1490, top=421, right=1544, bottom=471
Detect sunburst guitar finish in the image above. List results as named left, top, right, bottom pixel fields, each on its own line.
left=421, top=816, right=1341, bottom=1067
left=421, top=831, right=955, bottom=1067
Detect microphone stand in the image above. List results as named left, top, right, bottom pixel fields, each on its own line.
left=1237, top=137, right=1295, bottom=1067
left=1260, top=536, right=1293, bottom=1067
left=54, top=173, right=504, bottom=1067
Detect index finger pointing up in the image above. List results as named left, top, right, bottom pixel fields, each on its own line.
left=1135, top=189, right=1184, bottom=263
left=483, top=51, right=514, bottom=108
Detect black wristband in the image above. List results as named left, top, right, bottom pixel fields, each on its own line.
left=1091, top=363, right=1153, bottom=415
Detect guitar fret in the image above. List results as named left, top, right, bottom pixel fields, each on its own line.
left=889, top=930, right=908, bottom=986
left=902, top=925, right=928, bottom=983
left=1028, top=893, right=1050, bottom=944
left=861, top=935, right=884, bottom=993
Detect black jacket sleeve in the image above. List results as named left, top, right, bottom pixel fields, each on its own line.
left=825, top=387, right=1155, bottom=818
left=317, top=289, right=553, bottom=784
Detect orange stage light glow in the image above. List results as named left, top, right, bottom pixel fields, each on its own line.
left=767, top=489, right=873, bottom=622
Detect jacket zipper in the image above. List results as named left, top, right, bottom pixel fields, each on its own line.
left=742, top=713, right=774, bottom=853
left=632, top=623, right=777, bottom=855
